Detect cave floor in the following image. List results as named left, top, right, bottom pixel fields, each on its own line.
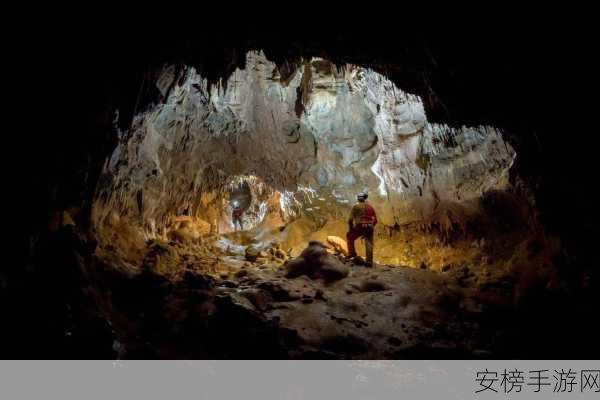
left=215, top=261, right=498, bottom=358
left=105, top=243, right=524, bottom=359
left=88, top=209, right=589, bottom=359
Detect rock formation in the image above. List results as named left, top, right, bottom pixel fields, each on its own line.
left=92, top=51, right=516, bottom=266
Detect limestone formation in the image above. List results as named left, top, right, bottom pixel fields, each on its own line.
left=91, top=51, right=516, bottom=267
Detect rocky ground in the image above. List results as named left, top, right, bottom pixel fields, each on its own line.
left=97, top=233, right=551, bottom=359
left=12, top=216, right=597, bottom=360
left=69, top=49, right=557, bottom=359
left=16, top=204, right=593, bottom=360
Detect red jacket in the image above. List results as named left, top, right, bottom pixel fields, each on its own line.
left=349, top=202, right=378, bottom=225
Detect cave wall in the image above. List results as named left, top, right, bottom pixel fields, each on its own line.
left=12, top=28, right=598, bottom=359
left=92, top=51, right=515, bottom=255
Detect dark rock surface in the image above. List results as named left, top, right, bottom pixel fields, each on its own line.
left=284, top=242, right=349, bottom=282
left=12, top=31, right=600, bottom=360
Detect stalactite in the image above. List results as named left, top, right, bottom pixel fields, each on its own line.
left=91, top=51, right=516, bottom=265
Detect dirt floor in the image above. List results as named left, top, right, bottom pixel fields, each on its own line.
left=88, top=213, right=590, bottom=359
left=66, top=185, right=599, bottom=360
left=16, top=210, right=596, bottom=360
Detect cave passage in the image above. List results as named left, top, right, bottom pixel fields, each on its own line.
left=47, top=49, right=589, bottom=360
left=13, top=25, right=600, bottom=363
left=91, top=52, right=519, bottom=274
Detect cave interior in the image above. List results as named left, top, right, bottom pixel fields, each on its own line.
left=14, top=27, right=599, bottom=359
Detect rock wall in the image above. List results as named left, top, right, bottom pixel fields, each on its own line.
left=92, top=51, right=516, bottom=251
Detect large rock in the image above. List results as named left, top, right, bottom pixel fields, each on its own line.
left=283, top=256, right=313, bottom=278
left=319, top=255, right=349, bottom=282
left=169, top=227, right=200, bottom=243
left=284, top=241, right=349, bottom=282
left=327, top=236, right=348, bottom=256
left=245, top=245, right=261, bottom=262
left=168, top=217, right=211, bottom=243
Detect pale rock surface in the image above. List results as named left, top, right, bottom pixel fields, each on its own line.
left=327, top=235, right=349, bottom=256
left=92, top=51, right=516, bottom=258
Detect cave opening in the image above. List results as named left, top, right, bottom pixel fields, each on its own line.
left=20, top=34, right=599, bottom=360
left=91, top=52, right=526, bottom=281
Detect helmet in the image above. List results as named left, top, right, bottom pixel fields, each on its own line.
left=357, top=192, right=368, bottom=201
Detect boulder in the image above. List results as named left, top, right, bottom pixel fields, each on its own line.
left=319, top=254, right=349, bottom=282
left=245, top=245, right=261, bottom=262
left=326, top=236, right=348, bottom=256
left=301, top=241, right=330, bottom=261
left=174, top=216, right=211, bottom=234
left=283, top=256, right=314, bottom=278
left=170, top=227, right=199, bottom=243
left=168, top=217, right=212, bottom=243
left=284, top=241, right=349, bottom=282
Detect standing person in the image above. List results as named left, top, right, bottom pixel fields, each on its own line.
left=346, top=192, right=377, bottom=267
left=232, top=201, right=244, bottom=231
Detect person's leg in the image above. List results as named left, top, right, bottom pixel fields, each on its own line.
left=346, top=228, right=359, bottom=257
left=364, top=227, right=374, bottom=266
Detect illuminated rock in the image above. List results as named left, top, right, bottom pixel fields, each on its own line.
left=326, top=235, right=349, bottom=256
left=92, top=51, right=516, bottom=257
